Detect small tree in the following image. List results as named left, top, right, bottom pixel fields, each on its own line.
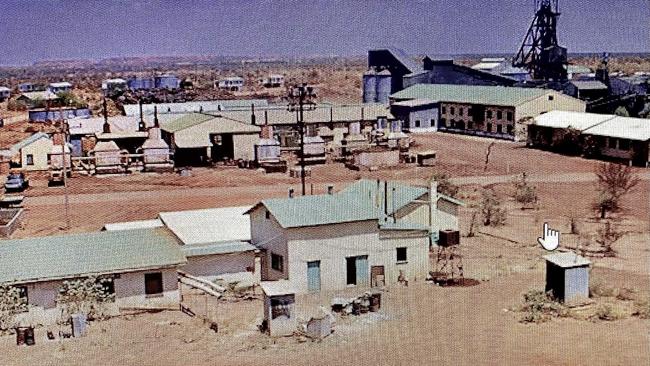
left=595, top=221, right=623, bottom=256
left=0, top=285, right=28, bottom=332
left=56, top=276, right=115, bottom=322
left=614, top=106, right=630, bottom=117
left=512, top=172, right=538, bottom=208
left=480, top=187, right=507, bottom=226
left=432, top=172, right=459, bottom=198
left=593, top=163, right=640, bottom=218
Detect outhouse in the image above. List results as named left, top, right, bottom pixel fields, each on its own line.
left=260, top=280, right=297, bottom=337
left=544, top=252, right=591, bottom=303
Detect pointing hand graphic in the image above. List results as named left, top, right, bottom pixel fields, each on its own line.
left=537, top=222, right=560, bottom=251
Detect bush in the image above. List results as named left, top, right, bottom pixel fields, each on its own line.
left=480, top=188, right=507, bottom=227
left=594, top=303, right=625, bottom=321
left=633, top=298, right=650, bottom=319
left=518, top=289, right=567, bottom=323
left=0, top=285, right=28, bottom=332
left=512, top=173, right=537, bottom=207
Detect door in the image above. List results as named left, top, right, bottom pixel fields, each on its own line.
left=355, top=256, right=369, bottom=286
left=307, top=261, right=321, bottom=292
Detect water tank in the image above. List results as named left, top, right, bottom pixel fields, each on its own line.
left=375, top=69, right=392, bottom=104
left=362, top=69, right=377, bottom=103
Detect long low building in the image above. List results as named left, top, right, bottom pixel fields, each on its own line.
left=529, top=110, right=650, bottom=166
left=122, top=99, right=268, bottom=116
left=0, top=228, right=186, bottom=325
left=390, top=84, right=586, bottom=141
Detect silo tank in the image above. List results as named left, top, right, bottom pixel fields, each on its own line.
left=375, top=69, right=392, bottom=104
left=362, top=69, right=377, bottom=103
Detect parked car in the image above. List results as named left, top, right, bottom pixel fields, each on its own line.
left=4, top=172, right=29, bottom=192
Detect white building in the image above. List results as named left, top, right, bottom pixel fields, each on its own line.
left=261, top=74, right=285, bottom=88
left=48, top=82, right=73, bottom=94
left=0, top=86, right=11, bottom=101
left=247, top=179, right=463, bottom=293
left=218, top=77, right=245, bottom=91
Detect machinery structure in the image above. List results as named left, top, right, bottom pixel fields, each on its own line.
left=512, top=0, right=568, bottom=82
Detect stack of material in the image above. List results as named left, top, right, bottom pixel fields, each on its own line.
left=330, top=292, right=382, bottom=315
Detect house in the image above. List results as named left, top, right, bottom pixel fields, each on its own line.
left=47, top=82, right=72, bottom=94
left=563, top=80, right=608, bottom=101
left=161, top=113, right=261, bottom=165
left=127, top=77, right=155, bottom=91
left=391, top=84, right=586, bottom=141
left=247, top=179, right=463, bottom=293
left=261, top=74, right=285, bottom=88
left=101, top=78, right=128, bottom=95
left=154, top=75, right=181, bottom=90
left=28, top=107, right=91, bottom=122
left=8, top=132, right=53, bottom=171
left=0, top=228, right=186, bottom=325
left=529, top=110, right=650, bottom=166
left=16, top=91, right=60, bottom=108
left=218, top=77, right=245, bottom=91
left=18, top=83, right=38, bottom=93
left=0, top=86, right=11, bottom=101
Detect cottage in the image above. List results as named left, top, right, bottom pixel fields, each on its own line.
left=391, top=84, right=586, bottom=141
left=0, top=86, right=10, bottom=101
left=47, top=82, right=72, bottom=94
left=8, top=133, right=53, bottom=171
left=101, top=78, right=128, bottom=95
left=247, top=179, right=463, bottom=293
left=0, top=228, right=186, bottom=325
left=16, top=91, right=60, bottom=108
left=218, top=77, right=245, bottom=91
left=161, top=113, right=260, bottom=165
left=154, top=75, right=181, bottom=90
left=261, top=74, right=285, bottom=88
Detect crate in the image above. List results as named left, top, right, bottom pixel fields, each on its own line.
left=438, top=230, right=460, bottom=247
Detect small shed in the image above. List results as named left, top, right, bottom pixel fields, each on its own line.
left=544, top=252, right=591, bottom=303
left=260, top=280, right=297, bottom=337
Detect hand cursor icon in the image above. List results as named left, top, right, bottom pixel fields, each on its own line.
left=538, top=222, right=559, bottom=251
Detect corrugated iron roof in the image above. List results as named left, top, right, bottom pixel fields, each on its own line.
left=0, top=228, right=186, bottom=285
left=102, top=219, right=164, bottom=231
left=181, top=241, right=256, bottom=257
left=544, top=252, right=591, bottom=268
left=569, top=80, right=608, bottom=90
left=391, top=84, right=555, bottom=107
left=18, top=91, right=59, bottom=101
left=10, top=132, right=50, bottom=153
left=159, top=206, right=252, bottom=245
left=583, top=116, right=650, bottom=141
left=123, top=99, right=268, bottom=116
left=533, top=111, right=615, bottom=131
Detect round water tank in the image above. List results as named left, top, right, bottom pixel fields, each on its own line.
left=362, top=69, right=377, bottom=103
left=375, top=69, right=392, bottom=104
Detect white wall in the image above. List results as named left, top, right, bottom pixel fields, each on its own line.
left=286, top=220, right=429, bottom=293
left=250, top=207, right=288, bottom=281
left=182, top=252, right=255, bottom=281
left=21, top=138, right=53, bottom=171
left=233, top=134, right=258, bottom=160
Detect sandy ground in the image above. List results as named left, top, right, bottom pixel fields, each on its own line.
left=1, top=132, right=648, bottom=365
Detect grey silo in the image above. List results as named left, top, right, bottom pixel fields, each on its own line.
left=375, top=69, right=392, bottom=104
left=362, top=69, right=377, bottom=103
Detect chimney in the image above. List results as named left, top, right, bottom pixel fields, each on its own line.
left=102, top=98, right=111, bottom=133
left=138, top=100, right=146, bottom=131
left=288, top=188, right=294, bottom=198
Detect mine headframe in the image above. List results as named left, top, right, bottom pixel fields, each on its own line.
left=513, top=0, right=568, bottom=81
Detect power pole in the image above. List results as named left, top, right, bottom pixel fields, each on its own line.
left=286, top=84, right=317, bottom=196
left=58, top=106, right=70, bottom=229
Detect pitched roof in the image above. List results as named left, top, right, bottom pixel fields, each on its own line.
left=0, top=228, right=186, bottom=285
left=583, top=116, right=650, bottom=141
left=533, top=110, right=615, bottom=131
left=18, top=91, right=59, bottom=101
left=123, top=99, right=268, bottom=116
left=569, top=80, right=608, bottom=90
left=391, top=84, right=553, bottom=107
left=10, top=132, right=50, bottom=152
left=159, top=206, right=252, bottom=245
left=102, top=219, right=164, bottom=231
left=249, top=179, right=444, bottom=229
left=161, top=113, right=260, bottom=134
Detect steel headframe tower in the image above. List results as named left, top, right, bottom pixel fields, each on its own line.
left=286, top=83, right=317, bottom=196
left=512, top=0, right=568, bottom=81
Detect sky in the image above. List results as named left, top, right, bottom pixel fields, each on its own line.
left=0, top=0, right=648, bottom=65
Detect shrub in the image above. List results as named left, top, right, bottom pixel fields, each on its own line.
left=518, top=289, right=567, bottom=323
left=594, top=303, right=625, bottom=321
left=480, top=187, right=507, bottom=227
left=512, top=173, right=537, bottom=207
left=0, top=285, right=28, bottom=332
left=633, top=298, right=650, bottom=319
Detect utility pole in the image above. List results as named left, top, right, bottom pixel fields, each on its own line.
left=58, top=106, right=70, bottom=229
left=286, top=84, right=317, bottom=196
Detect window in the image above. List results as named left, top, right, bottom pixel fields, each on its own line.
left=497, top=111, right=503, bottom=120
left=98, top=276, right=115, bottom=297
left=450, top=107, right=455, bottom=115
left=270, top=297, right=293, bottom=319
left=496, top=125, right=503, bottom=133
left=440, top=118, right=446, bottom=126
left=414, top=120, right=421, bottom=128
left=16, top=285, right=28, bottom=309
left=459, top=108, right=464, bottom=116
left=548, top=95, right=554, bottom=101
left=144, top=272, right=163, bottom=296
left=507, top=125, right=513, bottom=134
left=25, top=154, right=34, bottom=166
left=487, top=123, right=492, bottom=132
left=265, top=210, right=270, bottom=219
left=468, top=122, right=474, bottom=129
left=618, top=139, right=630, bottom=150
left=441, top=106, right=446, bottom=114
left=608, top=138, right=617, bottom=149
left=396, top=247, right=407, bottom=263
left=430, top=119, right=436, bottom=128
left=507, top=111, right=513, bottom=121
left=271, top=253, right=284, bottom=272
left=487, top=110, right=493, bottom=119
